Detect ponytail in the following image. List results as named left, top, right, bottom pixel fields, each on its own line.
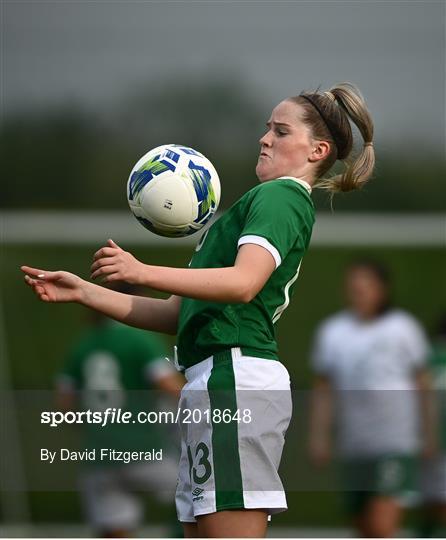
left=292, top=82, right=375, bottom=193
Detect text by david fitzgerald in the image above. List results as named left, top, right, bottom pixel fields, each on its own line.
left=41, top=448, right=163, bottom=464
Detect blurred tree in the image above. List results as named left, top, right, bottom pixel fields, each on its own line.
left=1, top=106, right=120, bottom=209
left=1, top=76, right=445, bottom=211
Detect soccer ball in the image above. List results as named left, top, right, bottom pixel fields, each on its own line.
left=127, top=144, right=221, bottom=237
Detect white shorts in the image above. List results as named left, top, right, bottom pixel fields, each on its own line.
left=175, top=347, right=292, bottom=522
left=80, top=458, right=178, bottom=530
left=420, top=454, right=446, bottom=503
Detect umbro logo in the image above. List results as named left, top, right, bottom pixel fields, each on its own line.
left=192, top=487, right=204, bottom=501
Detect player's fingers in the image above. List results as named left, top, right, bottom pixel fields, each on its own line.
left=21, top=266, right=63, bottom=282
left=31, top=284, right=45, bottom=300
left=21, top=265, right=48, bottom=278
left=90, top=256, right=118, bottom=273
left=93, top=246, right=118, bottom=261
left=101, top=273, right=120, bottom=284
left=24, top=275, right=38, bottom=287
left=91, top=265, right=117, bottom=280
left=107, top=238, right=122, bottom=250
left=35, top=285, right=46, bottom=296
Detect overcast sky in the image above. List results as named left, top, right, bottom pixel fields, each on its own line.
left=3, top=1, right=445, bottom=153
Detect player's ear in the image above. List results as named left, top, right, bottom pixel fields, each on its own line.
left=309, top=140, right=331, bottom=163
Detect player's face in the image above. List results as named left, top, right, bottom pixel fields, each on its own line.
left=345, top=268, right=387, bottom=320
left=256, top=100, right=314, bottom=182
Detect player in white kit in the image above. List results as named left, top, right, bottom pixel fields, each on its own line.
left=309, top=260, right=433, bottom=537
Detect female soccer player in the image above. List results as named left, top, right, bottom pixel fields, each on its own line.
left=309, top=261, right=433, bottom=537
left=22, top=82, right=374, bottom=538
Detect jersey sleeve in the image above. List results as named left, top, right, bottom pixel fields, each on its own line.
left=238, top=182, right=313, bottom=268
left=399, top=314, right=430, bottom=370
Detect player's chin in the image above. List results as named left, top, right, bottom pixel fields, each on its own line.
left=255, top=162, right=271, bottom=183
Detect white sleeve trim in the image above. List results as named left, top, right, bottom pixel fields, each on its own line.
left=238, top=235, right=281, bottom=268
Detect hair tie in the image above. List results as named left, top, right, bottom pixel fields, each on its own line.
left=300, top=94, right=348, bottom=159
left=364, top=142, right=373, bottom=147
left=323, top=91, right=336, bottom=102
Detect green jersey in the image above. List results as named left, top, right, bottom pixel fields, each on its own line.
left=60, top=320, right=169, bottom=391
left=58, top=320, right=172, bottom=463
left=177, top=177, right=315, bottom=369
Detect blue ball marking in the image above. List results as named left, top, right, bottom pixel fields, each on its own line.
left=164, top=149, right=180, bottom=163
left=128, top=170, right=153, bottom=201
left=172, top=145, right=202, bottom=156
left=128, top=154, right=177, bottom=201
left=188, top=160, right=211, bottom=202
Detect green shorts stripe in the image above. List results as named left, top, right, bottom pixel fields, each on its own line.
left=207, top=350, right=244, bottom=510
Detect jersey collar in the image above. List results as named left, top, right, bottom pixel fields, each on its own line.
left=277, top=176, right=312, bottom=194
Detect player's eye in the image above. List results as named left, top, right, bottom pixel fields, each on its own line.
left=276, top=129, right=288, bottom=136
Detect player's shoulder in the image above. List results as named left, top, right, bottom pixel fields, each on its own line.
left=255, top=177, right=311, bottom=197
left=248, top=178, right=314, bottom=219
left=383, top=309, right=423, bottom=331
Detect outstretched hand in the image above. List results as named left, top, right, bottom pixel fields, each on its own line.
left=21, top=266, right=85, bottom=303
left=90, top=239, right=146, bottom=284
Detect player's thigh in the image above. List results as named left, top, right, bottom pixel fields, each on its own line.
left=197, top=509, right=268, bottom=538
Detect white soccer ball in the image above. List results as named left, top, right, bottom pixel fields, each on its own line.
left=127, top=144, right=221, bottom=237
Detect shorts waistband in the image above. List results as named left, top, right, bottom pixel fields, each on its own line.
left=184, top=348, right=237, bottom=382
left=184, top=347, right=278, bottom=382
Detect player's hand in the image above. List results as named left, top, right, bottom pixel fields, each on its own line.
left=21, top=266, right=85, bottom=303
left=90, top=239, right=146, bottom=284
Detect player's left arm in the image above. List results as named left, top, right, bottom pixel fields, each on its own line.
left=415, top=368, right=438, bottom=459
left=90, top=239, right=275, bottom=303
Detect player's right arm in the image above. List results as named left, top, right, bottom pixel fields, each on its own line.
left=21, top=266, right=180, bottom=335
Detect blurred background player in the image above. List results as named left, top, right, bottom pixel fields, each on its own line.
left=418, top=313, right=446, bottom=537
left=56, top=283, right=184, bottom=538
left=309, top=260, right=433, bottom=537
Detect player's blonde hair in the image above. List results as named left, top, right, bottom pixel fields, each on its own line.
left=289, top=82, right=375, bottom=193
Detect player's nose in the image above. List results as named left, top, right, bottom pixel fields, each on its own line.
left=259, top=131, right=273, bottom=147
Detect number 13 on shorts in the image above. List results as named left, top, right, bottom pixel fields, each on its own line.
left=187, top=442, right=212, bottom=486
